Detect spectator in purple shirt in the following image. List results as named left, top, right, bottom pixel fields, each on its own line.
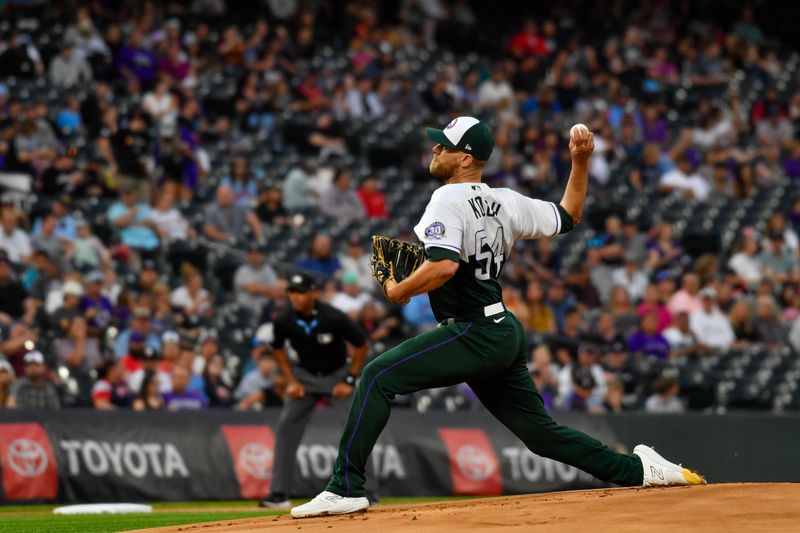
left=163, top=365, right=207, bottom=410
left=627, top=311, right=671, bottom=360
left=640, top=104, right=669, bottom=145
left=156, top=42, right=190, bottom=85
left=116, top=30, right=156, bottom=92
left=784, top=141, right=800, bottom=180
left=80, top=270, right=114, bottom=331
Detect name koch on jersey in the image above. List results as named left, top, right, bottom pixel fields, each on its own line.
left=414, top=183, right=564, bottom=268
left=413, top=182, right=570, bottom=320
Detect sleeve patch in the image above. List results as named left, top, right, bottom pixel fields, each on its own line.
left=424, top=221, right=446, bottom=240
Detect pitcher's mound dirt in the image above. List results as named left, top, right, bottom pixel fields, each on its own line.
left=136, top=483, right=800, bottom=532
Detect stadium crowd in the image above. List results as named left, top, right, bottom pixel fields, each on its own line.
left=1, top=0, right=800, bottom=414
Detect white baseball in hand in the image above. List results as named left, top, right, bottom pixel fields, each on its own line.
left=570, top=123, right=590, bottom=140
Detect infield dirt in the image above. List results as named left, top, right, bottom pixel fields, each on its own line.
left=133, top=483, right=800, bottom=532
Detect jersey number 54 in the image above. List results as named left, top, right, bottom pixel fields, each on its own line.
left=474, top=227, right=505, bottom=281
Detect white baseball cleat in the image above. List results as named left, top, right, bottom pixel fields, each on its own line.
left=291, top=491, right=369, bottom=519
left=633, top=444, right=707, bottom=487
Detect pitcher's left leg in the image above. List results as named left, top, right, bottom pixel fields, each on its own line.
left=468, top=358, right=644, bottom=486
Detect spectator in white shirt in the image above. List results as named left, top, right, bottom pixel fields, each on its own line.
left=149, top=187, right=192, bottom=241
left=338, top=236, right=373, bottom=292
left=282, top=162, right=319, bottom=211
left=556, top=344, right=607, bottom=409
left=170, top=265, right=212, bottom=320
left=727, top=234, right=763, bottom=286
left=48, top=40, right=92, bottom=89
left=234, top=353, right=282, bottom=408
left=762, top=212, right=799, bottom=254
left=345, top=76, right=384, bottom=119
left=142, top=77, right=179, bottom=138
left=644, top=376, right=685, bottom=413
left=0, top=206, right=32, bottom=265
left=64, top=14, right=110, bottom=62
left=234, top=245, right=282, bottom=318
left=127, top=347, right=172, bottom=394
left=331, top=272, right=371, bottom=320
left=319, top=169, right=365, bottom=221
left=689, top=287, right=735, bottom=349
left=658, top=155, right=711, bottom=202
left=663, top=311, right=712, bottom=358
left=788, top=315, right=800, bottom=353
left=692, top=105, right=735, bottom=149
left=611, top=253, right=649, bottom=303
left=477, top=65, right=514, bottom=113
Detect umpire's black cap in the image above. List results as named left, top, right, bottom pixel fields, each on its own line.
left=288, top=272, right=319, bottom=293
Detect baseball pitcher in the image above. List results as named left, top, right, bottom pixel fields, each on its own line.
left=292, top=117, right=705, bottom=518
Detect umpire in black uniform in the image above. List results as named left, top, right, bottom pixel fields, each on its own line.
left=259, top=272, right=371, bottom=508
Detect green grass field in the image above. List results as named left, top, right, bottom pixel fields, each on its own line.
left=0, top=497, right=471, bottom=533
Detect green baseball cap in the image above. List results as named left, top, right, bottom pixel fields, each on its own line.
left=426, top=116, right=494, bottom=161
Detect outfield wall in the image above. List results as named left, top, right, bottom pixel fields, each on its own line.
left=0, top=408, right=797, bottom=503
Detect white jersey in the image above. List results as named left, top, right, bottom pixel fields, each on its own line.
left=413, top=182, right=563, bottom=320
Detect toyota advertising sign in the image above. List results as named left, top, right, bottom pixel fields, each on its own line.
left=0, top=408, right=610, bottom=503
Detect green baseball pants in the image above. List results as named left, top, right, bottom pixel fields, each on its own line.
left=325, top=311, right=644, bottom=497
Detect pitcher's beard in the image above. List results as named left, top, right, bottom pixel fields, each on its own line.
left=429, top=158, right=453, bottom=180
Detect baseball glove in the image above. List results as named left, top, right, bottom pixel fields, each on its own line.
left=370, top=235, right=426, bottom=300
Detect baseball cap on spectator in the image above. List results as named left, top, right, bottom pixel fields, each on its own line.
left=140, top=347, right=161, bottom=361
left=700, top=287, right=717, bottom=300
left=199, top=332, right=219, bottom=346
left=133, top=307, right=152, bottom=319
left=342, top=272, right=359, bottom=286
left=53, top=193, right=71, bottom=207
left=142, top=259, right=158, bottom=271
left=655, top=271, right=672, bottom=282
left=179, top=335, right=195, bottom=350
left=62, top=280, right=84, bottom=297
left=622, top=217, right=638, bottom=228
left=610, top=341, right=626, bottom=353
left=0, top=359, right=14, bottom=377
left=426, top=116, right=495, bottom=161
left=24, top=351, right=45, bottom=365
left=347, top=235, right=363, bottom=247
left=85, top=270, right=104, bottom=284
left=162, top=330, right=180, bottom=344
left=572, top=366, right=596, bottom=390
left=288, top=272, right=319, bottom=292
left=578, top=343, right=598, bottom=356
